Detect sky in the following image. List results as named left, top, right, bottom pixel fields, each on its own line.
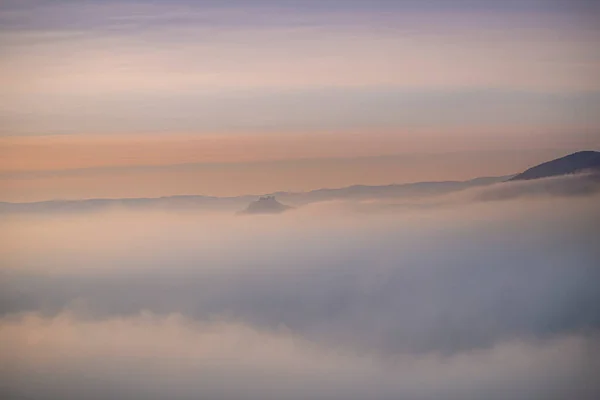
left=1, top=0, right=599, bottom=200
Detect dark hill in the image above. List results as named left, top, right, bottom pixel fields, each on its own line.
left=239, top=196, right=291, bottom=215
left=509, top=151, right=600, bottom=181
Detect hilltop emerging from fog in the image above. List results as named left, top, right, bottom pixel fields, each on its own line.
left=238, top=196, right=292, bottom=215
left=509, top=151, right=600, bottom=181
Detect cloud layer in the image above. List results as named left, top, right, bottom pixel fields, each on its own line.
left=1, top=313, right=599, bottom=400
left=1, top=178, right=599, bottom=399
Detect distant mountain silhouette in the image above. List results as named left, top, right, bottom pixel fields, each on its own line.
left=0, top=176, right=510, bottom=214
left=273, top=176, right=508, bottom=205
left=509, top=151, right=600, bottom=181
left=238, top=196, right=291, bottom=215
left=9, top=150, right=600, bottom=216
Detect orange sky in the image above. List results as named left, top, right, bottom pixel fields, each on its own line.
left=1, top=129, right=598, bottom=174
left=1, top=1, right=599, bottom=201
left=1, top=131, right=597, bottom=202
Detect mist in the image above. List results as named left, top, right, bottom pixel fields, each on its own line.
left=1, top=180, right=599, bottom=399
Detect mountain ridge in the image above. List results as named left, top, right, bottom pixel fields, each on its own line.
left=0, top=176, right=509, bottom=213
left=509, top=150, right=600, bottom=181
left=3, top=150, right=599, bottom=214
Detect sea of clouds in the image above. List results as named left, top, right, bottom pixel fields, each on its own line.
left=1, top=176, right=599, bottom=400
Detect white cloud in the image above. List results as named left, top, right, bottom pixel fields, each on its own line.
left=1, top=312, right=598, bottom=400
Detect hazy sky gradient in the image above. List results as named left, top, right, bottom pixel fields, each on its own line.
left=1, top=0, right=599, bottom=199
